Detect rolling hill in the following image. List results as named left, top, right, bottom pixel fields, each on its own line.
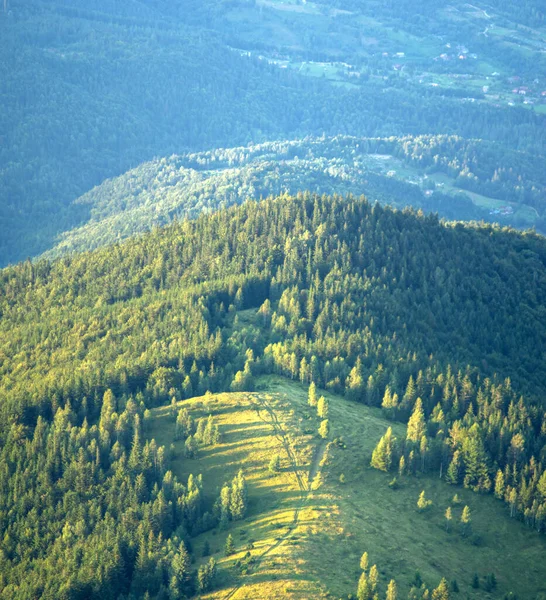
left=41, top=135, right=546, bottom=259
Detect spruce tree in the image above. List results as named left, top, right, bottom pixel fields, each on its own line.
left=225, top=534, right=235, bottom=556
left=318, top=419, right=330, bottom=439
left=184, top=435, right=197, bottom=458
left=537, top=471, right=546, bottom=500
left=407, top=398, right=426, bottom=443
left=371, top=428, right=395, bottom=472
left=171, top=542, right=192, bottom=597
left=386, top=580, right=397, bottom=600
left=382, top=387, right=399, bottom=418
left=445, top=450, right=462, bottom=485
left=230, top=470, right=248, bottom=520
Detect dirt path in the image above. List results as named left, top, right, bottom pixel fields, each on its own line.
left=222, top=394, right=327, bottom=599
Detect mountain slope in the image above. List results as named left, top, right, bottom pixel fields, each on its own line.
left=42, top=135, right=546, bottom=259
left=2, top=0, right=546, bottom=264
left=1, top=194, right=546, bottom=597
left=146, top=377, right=546, bottom=599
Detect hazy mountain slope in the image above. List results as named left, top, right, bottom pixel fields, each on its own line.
left=43, top=135, right=546, bottom=258
left=2, top=0, right=546, bottom=265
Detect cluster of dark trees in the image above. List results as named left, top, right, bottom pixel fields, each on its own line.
left=371, top=371, right=546, bottom=532
left=0, top=193, right=545, bottom=595
left=0, top=387, right=218, bottom=598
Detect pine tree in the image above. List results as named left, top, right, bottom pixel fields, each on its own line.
left=360, top=551, right=369, bottom=571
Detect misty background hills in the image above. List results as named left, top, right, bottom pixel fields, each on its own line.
left=1, top=0, right=546, bottom=264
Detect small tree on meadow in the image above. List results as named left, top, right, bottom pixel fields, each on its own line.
left=444, top=506, right=452, bottom=532
left=370, top=427, right=396, bottom=472
left=417, top=490, right=432, bottom=512
left=318, top=419, right=330, bottom=439
left=460, top=505, right=472, bottom=537
left=225, top=534, right=235, bottom=556
left=308, top=382, right=318, bottom=407
left=269, top=454, right=281, bottom=473
left=317, top=396, right=329, bottom=418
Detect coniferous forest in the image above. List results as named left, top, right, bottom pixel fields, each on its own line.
left=3, top=0, right=546, bottom=598
left=1, top=194, right=546, bottom=597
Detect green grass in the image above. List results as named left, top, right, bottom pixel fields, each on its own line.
left=147, top=375, right=546, bottom=599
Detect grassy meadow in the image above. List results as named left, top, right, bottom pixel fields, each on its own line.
left=147, top=376, right=546, bottom=599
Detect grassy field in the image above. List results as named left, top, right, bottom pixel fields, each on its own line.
left=147, top=375, right=546, bottom=599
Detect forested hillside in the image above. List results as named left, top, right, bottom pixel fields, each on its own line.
left=42, top=135, right=546, bottom=259
left=2, top=0, right=546, bottom=264
left=1, top=194, right=545, bottom=597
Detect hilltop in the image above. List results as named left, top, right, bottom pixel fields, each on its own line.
left=0, top=194, right=545, bottom=597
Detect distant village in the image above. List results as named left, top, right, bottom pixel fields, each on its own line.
left=229, top=31, right=546, bottom=111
